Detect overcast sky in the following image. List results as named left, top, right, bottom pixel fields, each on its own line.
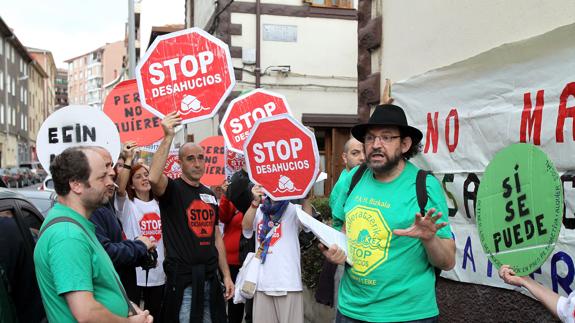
left=0, top=0, right=184, bottom=69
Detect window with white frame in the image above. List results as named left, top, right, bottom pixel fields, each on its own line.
left=11, top=47, right=14, bottom=64
left=11, top=78, right=15, bottom=96
left=0, top=104, right=4, bottom=124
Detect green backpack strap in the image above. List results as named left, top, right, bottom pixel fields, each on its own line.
left=39, top=217, right=137, bottom=316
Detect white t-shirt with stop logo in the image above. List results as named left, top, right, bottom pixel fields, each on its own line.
left=242, top=203, right=303, bottom=292
left=116, top=195, right=166, bottom=287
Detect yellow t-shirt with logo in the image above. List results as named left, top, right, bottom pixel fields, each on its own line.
left=333, top=161, right=452, bottom=322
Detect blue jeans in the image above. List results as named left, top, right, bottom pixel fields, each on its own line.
left=179, top=283, right=212, bottom=323
left=335, top=310, right=438, bottom=323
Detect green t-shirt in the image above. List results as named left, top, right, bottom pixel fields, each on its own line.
left=34, top=203, right=129, bottom=322
left=333, top=161, right=452, bottom=322
left=329, top=168, right=350, bottom=231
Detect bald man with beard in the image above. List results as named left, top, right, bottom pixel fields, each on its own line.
left=149, top=112, right=233, bottom=323
left=330, top=138, right=365, bottom=231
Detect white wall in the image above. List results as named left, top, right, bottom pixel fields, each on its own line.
left=380, top=0, right=575, bottom=82
left=231, top=13, right=358, bottom=119
left=194, top=0, right=217, bottom=30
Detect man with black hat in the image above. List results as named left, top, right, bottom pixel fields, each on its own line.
left=321, top=104, right=455, bottom=323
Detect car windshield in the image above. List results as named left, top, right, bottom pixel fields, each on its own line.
left=46, top=179, right=54, bottom=189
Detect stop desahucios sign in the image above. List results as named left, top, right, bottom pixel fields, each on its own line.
left=243, top=115, right=319, bottom=201
left=220, top=89, right=292, bottom=154
left=136, top=28, right=235, bottom=124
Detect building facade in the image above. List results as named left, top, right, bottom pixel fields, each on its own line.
left=66, top=41, right=125, bottom=110
left=55, top=68, right=68, bottom=108
left=0, top=17, right=32, bottom=167
left=187, top=0, right=358, bottom=196
left=27, top=48, right=56, bottom=120
left=27, top=60, right=47, bottom=162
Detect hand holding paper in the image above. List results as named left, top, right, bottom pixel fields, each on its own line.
left=295, top=207, right=352, bottom=265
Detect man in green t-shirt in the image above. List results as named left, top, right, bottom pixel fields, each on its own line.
left=321, top=104, right=456, bottom=323
left=34, top=147, right=152, bottom=323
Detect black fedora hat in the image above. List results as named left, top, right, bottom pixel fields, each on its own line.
left=351, top=104, right=423, bottom=145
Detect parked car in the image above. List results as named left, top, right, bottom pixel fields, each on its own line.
left=18, top=167, right=34, bottom=186
left=39, top=175, right=54, bottom=193
left=1, top=167, right=19, bottom=188
left=20, top=162, right=47, bottom=183
left=0, top=168, right=16, bottom=188
left=16, top=189, right=57, bottom=218
left=0, top=188, right=47, bottom=322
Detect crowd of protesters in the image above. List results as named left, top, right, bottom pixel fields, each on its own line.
left=2, top=103, right=569, bottom=323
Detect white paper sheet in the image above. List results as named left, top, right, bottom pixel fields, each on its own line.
left=295, top=207, right=352, bottom=266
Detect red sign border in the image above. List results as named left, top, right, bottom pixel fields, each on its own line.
left=220, top=89, right=293, bottom=154
left=135, top=27, right=236, bottom=125
left=242, top=114, right=320, bottom=201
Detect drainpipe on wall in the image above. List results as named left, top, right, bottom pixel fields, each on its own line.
left=128, top=0, right=136, bottom=78
left=255, top=0, right=261, bottom=88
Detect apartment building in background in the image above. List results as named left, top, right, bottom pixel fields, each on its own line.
left=0, top=16, right=32, bottom=167
left=27, top=47, right=56, bottom=119
left=27, top=59, right=47, bottom=162
left=65, top=40, right=125, bottom=109
left=55, top=68, right=68, bottom=108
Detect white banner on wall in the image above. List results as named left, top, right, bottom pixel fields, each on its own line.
left=393, top=23, right=575, bottom=296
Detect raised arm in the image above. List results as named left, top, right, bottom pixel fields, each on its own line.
left=149, top=112, right=182, bottom=197
left=242, top=185, right=263, bottom=231
left=116, top=141, right=138, bottom=197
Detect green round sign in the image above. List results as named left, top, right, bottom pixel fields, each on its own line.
left=476, top=143, right=563, bottom=276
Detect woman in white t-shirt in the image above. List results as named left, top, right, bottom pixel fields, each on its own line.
left=116, top=142, right=166, bottom=320
left=241, top=184, right=313, bottom=323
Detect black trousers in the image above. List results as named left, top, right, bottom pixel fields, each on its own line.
left=227, top=265, right=254, bottom=323
left=135, top=285, right=165, bottom=323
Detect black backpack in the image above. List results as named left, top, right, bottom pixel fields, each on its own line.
left=344, top=164, right=440, bottom=277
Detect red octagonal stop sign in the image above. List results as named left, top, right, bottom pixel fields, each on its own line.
left=244, top=115, right=319, bottom=201
left=136, top=28, right=235, bottom=124
left=103, top=79, right=164, bottom=146
left=220, top=89, right=292, bottom=153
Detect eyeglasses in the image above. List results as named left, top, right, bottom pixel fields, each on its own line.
left=364, top=134, right=401, bottom=145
